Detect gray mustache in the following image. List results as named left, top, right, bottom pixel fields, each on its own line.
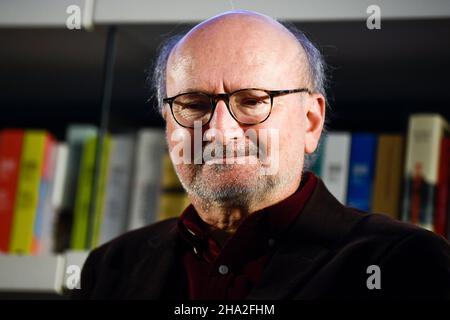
left=193, top=140, right=267, bottom=164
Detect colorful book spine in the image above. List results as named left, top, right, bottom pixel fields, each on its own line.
left=371, top=134, right=404, bottom=219
left=62, top=125, right=98, bottom=211
left=58, top=125, right=97, bottom=251
left=90, top=135, right=112, bottom=248
left=310, top=137, right=325, bottom=177
left=346, top=133, right=377, bottom=212
left=32, top=136, right=56, bottom=254
left=99, top=135, right=135, bottom=245
left=71, top=135, right=98, bottom=250
left=434, top=137, right=450, bottom=236
left=50, top=143, right=69, bottom=212
left=158, top=152, right=189, bottom=221
left=0, top=129, right=24, bottom=252
left=39, top=141, right=61, bottom=254
left=9, top=130, right=50, bottom=254
left=127, top=129, right=165, bottom=230
left=401, top=114, right=449, bottom=231
left=321, top=132, right=351, bottom=204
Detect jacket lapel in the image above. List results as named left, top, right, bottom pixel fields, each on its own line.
left=247, top=178, right=364, bottom=299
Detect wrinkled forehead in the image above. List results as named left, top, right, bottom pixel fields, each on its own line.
left=166, top=13, right=308, bottom=93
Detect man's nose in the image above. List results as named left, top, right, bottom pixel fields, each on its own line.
left=208, top=99, right=240, bottom=130
left=206, top=100, right=243, bottom=143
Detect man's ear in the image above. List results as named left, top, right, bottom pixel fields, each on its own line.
left=304, top=92, right=326, bottom=154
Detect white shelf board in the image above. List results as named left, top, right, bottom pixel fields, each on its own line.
left=0, top=253, right=65, bottom=293
left=0, top=0, right=449, bottom=28
left=0, top=250, right=89, bottom=294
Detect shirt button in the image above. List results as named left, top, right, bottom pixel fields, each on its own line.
left=218, top=265, right=229, bottom=275
left=268, top=238, right=276, bottom=247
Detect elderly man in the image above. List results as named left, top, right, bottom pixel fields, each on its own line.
left=74, top=10, right=450, bottom=299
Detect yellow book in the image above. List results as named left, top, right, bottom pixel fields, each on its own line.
left=159, top=192, right=190, bottom=221
left=90, top=136, right=111, bottom=248
left=9, top=130, right=48, bottom=254
left=158, top=152, right=190, bottom=221
left=71, top=136, right=97, bottom=250
left=372, top=135, right=404, bottom=219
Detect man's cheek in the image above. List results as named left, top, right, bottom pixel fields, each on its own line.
left=168, top=127, right=193, bottom=165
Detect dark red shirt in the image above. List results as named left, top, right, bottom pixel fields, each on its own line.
left=177, top=171, right=318, bottom=299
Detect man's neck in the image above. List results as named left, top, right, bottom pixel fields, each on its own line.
left=189, top=176, right=302, bottom=247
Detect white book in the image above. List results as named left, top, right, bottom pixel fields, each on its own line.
left=40, top=143, right=68, bottom=254
left=99, top=135, right=135, bottom=244
left=39, top=141, right=59, bottom=254
left=321, top=132, right=351, bottom=204
left=127, top=129, right=165, bottom=231
left=51, top=143, right=69, bottom=211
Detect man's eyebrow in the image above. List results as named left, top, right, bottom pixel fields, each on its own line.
left=178, top=88, right=206, bottom=94
left=176, top=87, right=259, bottom=95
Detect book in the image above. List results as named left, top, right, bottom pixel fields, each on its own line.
left=39, top=142, right=63, bottom=254
left=371, top=134, right=405, bottom=219
left=447, top=186, right=450, bottom=240
left=62, top=125, right=98, bottom=211
left=310, top=137, right=325, bottom=177
left=9, top=130, right=53, bottom=254
left=346, top=133, right=377, bottom=212
left=99, top=135, right=135, bottom=245
left=89, top=135, right=112, bottom=248
left=71, top=135, right=111, bottom=250
left=57, top=125, right=97, bottom=252
left=50, top=143, right=69, bottom=213
left=434, top=137, right=450, bottom=237
left=158, top=152, right=189, bottom=221
left=70, top=136, right=97, bottom=250
left=158, top=192, right=190, bottom=221
left=401, top=114, right=450, bottom=231
left=321, top=132, right=351, bottom=204
left=127, top=129, right=165, bottom=230
left=0, top=129, right=24, bottom=252
left=32, top=135, right=56, bottom=254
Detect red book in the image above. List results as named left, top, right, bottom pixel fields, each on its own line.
left=434, top=137, right=450, bottom=237
left=0, top=129, right=24, bottom=252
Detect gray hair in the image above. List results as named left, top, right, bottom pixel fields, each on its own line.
left=150, top=22, right=329, bottom=169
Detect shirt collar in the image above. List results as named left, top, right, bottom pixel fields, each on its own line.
left=177, top=171, right=318, bottom=264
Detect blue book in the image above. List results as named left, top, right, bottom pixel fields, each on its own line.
left=33, top=180, right=49, bottom=252
left=346, top=133, right=377, bottom=212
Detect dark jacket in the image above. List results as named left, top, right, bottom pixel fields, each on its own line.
left=72, top=178, right=450, bottom=299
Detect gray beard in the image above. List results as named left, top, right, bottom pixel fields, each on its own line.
left=179, top=162, right=279, bottom=210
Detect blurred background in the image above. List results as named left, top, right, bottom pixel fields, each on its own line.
left=1, top=0, right=450, bottom=135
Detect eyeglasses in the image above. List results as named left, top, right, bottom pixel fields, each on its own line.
left=163, top=88, right=311, bottom=128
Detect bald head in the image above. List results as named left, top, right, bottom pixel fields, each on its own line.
left=166, top=10, right=310, bottom=96
left=152, top=10, right=326, bottom=116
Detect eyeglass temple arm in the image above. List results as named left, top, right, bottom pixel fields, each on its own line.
left=269, top=88, right=311, bottom=97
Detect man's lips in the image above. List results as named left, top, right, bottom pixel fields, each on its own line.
left=204, top=155, right=258, bottom=165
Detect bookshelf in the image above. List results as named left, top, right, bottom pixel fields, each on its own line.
left=0, top=0, right=449, bottom=298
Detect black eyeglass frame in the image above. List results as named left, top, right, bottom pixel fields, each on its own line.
left=163, top=87, right=312, bottom=128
